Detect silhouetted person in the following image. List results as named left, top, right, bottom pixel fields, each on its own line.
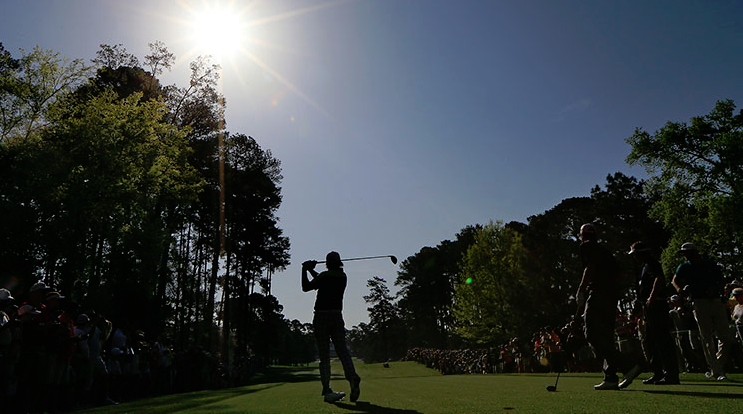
left=672, top=242, right=734, bottom=381
left=302, top=252, right=361, bottom=403
left=575, top=224, right=641, bottom=390
left=628, top=242, right=679, bottom=385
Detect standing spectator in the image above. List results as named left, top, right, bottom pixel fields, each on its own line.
left=88, top=311, right=117, bottom=406
left=16, top=304, right=44, bottom=413
left=152, top=334, right=173, bottom=395
left=0, top=289, right=16, bottom=414
left=628, top=242, right=679, bottom=385
left=39, top=290, right=75, bottom=412
left=575, top=223, right=641, bottom=390
left=73, top=314, right=93, bottom=407
left=732, top=288, right=743, bottom=329
left=728, top=288, right=743, bottom=373
left=302, top=252, right=361, bottom=403
left=672, top=242, right=734, bottom=381
left=109, top=319, right=131, bottom=402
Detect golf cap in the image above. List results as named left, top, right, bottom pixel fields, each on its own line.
left=628, top=242, right=651, bottom=255
left=326, top=251, right=343, bottom=267
left=580, top=223, right=596, bottom=234
left=731, top=288, right=743, bottom=298
left=670, top=295, right=681, bottom=302
left=18, top=304, right=41, bottom=316
left=679, top=242, right=698, bottom=253
left=30, top=281, right=49, bottom=292
left=46, top=291, right=65, bottom=301
left=0, top=288, right=13, bottom=302
left=76, top=314, right=90, bottom=325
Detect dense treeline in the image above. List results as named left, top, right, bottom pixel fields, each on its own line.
left=352, top=100, right=743, bottom=363
left=0, top=42, right=314, bottom=367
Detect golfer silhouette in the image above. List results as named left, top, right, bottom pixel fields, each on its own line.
left=302, top=251, right=361, bottom=403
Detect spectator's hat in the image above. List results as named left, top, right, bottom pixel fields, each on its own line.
left=679, top=242, right=697, bottom=253
left=30, top=281, right=49, bottom=293
left=110, top=347, right=123, bottom=356
left=18, top=304, right=41, bottom=316
left=670, top=294, right=682, bottom=303
left=628, top=241, right=651, bottom=255
left=76, top=314, right=90, bottom=326
left=0, top=288, right=14, bottom=302
left=46, top=291, right=65, bottom=301
left=731, top=288, right=743, bottom=298
left=580, top=223, right=596, bottom=233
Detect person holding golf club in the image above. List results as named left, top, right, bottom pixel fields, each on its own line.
left=575, top=224, right=641, bottom=390
left=628, top=241, right=679, bottom=385
left=671, top=242, right=733, bottom=381
left=302, top=251, right=361, bottom=403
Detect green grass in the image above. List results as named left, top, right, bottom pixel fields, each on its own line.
left=80, top=361, right=743, bottom=413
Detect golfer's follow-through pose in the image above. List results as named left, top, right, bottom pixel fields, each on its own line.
left=576, top=224, right=641, bottom=390
left=302, top=252, right=361, bottom=403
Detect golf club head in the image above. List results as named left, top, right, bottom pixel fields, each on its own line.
left=546, top=385, right=557, bottom=392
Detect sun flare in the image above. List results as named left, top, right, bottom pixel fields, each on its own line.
left=188, top=2, right=249, bottom=61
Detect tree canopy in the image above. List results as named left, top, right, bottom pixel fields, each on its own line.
left=626, top=99, right=743, bottom=275
left=0, top=42, right=292, bottom=362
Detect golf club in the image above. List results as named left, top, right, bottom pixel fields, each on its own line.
left=546, top=371, right=560, bottom=392
left=316, top=255, right=398, bottom=265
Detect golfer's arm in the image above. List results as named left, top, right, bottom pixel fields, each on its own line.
left=648, top=273, right=664, bottom=301
left=578, top=265, right=594, bottom=293
left=671, top=274, right=682, bottom=293
left=301, top=269, right=318, bottom=292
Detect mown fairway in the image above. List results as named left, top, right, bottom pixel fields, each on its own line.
left=80, top=361, right=743, bottom=413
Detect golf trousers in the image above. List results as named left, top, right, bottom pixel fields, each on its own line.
left=692, top=297, right=734, bottom=377
left=313, top=311, right=358, bottom=394
left=584, top=296, right=634, bottom=381
left=644, top=300, right=679, bottom=379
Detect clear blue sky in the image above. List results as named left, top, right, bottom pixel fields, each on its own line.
left=2, top=0, right=742, bottom=327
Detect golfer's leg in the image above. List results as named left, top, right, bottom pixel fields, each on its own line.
left=585, top=304, right=619, bottom=381
left=693, top=300, right=717, bottom=373
left=314, top=316, right=332, bottom=394
left=711, top=302, right=734, bottom=374
left=329, top=316, right=358, bottom=381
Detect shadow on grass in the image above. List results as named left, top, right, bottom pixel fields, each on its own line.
left=642, top=389, right=743, bottom=398
left=334, top=401, right=423, bottom=413
left=80, top=384, right=281, bottom=414
left=249, top=365, right=319, bottom=385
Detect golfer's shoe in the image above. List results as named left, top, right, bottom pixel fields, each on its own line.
left=350, top=376, right=361, bottom=402
left=642, top=375, right=661, bottom=385
left=323, top=391, right=346, bottom=403
left=618, top=364, right=642, bottom=389
left=654, top=377, right=680, bottom=385
left=593, top=380, right=619, bottom=390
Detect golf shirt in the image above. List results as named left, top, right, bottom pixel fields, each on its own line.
left=580, top=240, right=619, bottom=298
left=674, top=257, right=724, bottom=300
left=306, top=268, right=347, bottom=312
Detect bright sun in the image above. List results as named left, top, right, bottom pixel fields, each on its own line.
left=190, top=3, right=249, bottom=61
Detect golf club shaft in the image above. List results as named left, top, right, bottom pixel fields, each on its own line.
left=316, top=255, right=396, bottom=264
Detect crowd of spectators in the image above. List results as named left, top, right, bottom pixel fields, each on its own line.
left=0, top=282, right=260, bottom=413
left=405, top=289, right=743, bottom=377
